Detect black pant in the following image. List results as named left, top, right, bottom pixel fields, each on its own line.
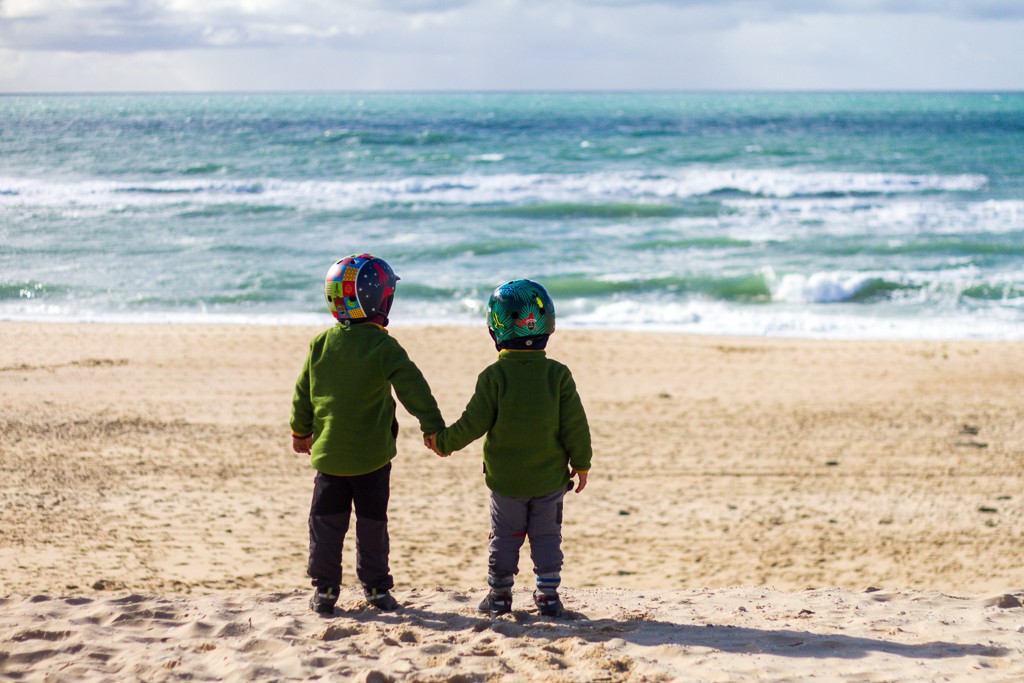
left=307, top=463, right=393, bottom=592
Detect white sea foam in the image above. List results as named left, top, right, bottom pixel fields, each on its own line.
left=551, top=299, right=1024, bottom=340
left=4, top=292, right=1021, bottom=340
left=0, top=301, right=328, bottom=327
left=769, top=271, right=879, bottom=304
left=0, top=168, right=990, bottom=211
left=723, top=197, right=1024, bottom=238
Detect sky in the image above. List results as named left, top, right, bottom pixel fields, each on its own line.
left=0, top=0, right=1022, bottom=92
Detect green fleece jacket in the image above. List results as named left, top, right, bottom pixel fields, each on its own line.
left=290, top=323, right=444, bottom=476
left=434, top=350, right=592, bottom=498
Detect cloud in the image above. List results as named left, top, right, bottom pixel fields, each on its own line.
left=0, top=0, right=355, bottom=52
left=372, top=0, right=473, bottom=9
left=2, top=0, right=1022, bottom=56
left=0, top=0, right=1021, bottom=91
left=583, top=0, right=1024, bottom=21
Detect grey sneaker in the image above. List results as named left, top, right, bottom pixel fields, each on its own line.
left=478, top=590, right=512, bottom=616
left=310, top=585, right=339, bottom=615
left=364, top=587, right=399, bottom=611
left=533, top=590, right=565, bottom=617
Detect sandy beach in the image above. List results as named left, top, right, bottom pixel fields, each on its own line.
left=2, top=321, right=1024, bottom=681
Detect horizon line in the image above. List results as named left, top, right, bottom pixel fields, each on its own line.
left=2, top=88, right=1023, bottom=97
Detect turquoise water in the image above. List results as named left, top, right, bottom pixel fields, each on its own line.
left=1, top=92, right=1023, bottom=337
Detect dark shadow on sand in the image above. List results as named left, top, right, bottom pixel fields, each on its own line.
left=324, top=602, right=1009, bottom=661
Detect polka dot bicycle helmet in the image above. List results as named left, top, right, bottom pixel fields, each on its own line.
left=325, top=254, right=399, bottom=326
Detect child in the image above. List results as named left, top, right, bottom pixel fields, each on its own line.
left=291, top=254, right=445, bottom=615
left=426, top=279, right=591, bottom=617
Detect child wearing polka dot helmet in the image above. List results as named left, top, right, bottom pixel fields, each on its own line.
left=292, top=253, right=444, bottom=615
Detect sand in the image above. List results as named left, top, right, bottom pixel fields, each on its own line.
left=2, top=321, right=1024, bottom=681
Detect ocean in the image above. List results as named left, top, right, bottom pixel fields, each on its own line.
left=1, top=92, right=1022, bottom=338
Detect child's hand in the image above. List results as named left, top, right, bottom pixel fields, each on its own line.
left=424, top=434, right=447, bottom=457
left=292, top=434, right=313, bottom=454
left=570, top=469, right=588, bottom=493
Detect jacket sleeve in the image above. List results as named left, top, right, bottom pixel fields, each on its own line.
left=380, top=340, right=445, bottom=435
left=558, top=367, right=592, bottom=472
left=290, top=345, right=314, bottom=437
left=435, top=370, right=498, bottom=455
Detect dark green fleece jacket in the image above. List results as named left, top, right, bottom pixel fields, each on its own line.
left=435, top=350, right=592, bottom=498
left=290, top=323, right=444, bottom=476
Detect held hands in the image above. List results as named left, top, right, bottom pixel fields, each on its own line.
left=424, top=433, right=447, bottom=457
left=570, top=468, right=588, bottom=493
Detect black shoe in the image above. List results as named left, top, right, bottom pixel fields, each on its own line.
left=364, top=587, right=399, bottom=611
left=478, top=590, right=512, bottom=616
left=310, top=585, right=339, bottom=614
left=533, top=590, right=565, bottom=617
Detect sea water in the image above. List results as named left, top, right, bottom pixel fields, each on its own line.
left=1, top=92, right=1022, bottom=338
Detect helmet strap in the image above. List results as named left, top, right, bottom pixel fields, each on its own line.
left=497, top=334, right=549, bottom=351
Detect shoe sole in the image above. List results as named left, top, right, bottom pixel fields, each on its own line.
left=367, top=602, right=398, bottom=611
left=478, top=603, right=512, bottom=616
left=535, top=600, right=565, bottom=617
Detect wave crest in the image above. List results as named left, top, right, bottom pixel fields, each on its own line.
left=0, top=168, right=988, bottom=212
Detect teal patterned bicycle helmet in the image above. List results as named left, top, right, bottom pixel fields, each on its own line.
left=487, top=279, right=555, bottom=349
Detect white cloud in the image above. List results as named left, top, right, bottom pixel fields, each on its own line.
left=585, top=0, right=1024, bottom=21
left=0, top=0, right=1021, bottom=90
left=0, top=0, right=366, bottom=51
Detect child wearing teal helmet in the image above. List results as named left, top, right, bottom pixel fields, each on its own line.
left=426, top=279, right=592, bottom=617
left=291, top=254, right=445, bottom=614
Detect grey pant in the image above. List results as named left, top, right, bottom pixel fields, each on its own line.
left=487, top=487, right=565, bottom=591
